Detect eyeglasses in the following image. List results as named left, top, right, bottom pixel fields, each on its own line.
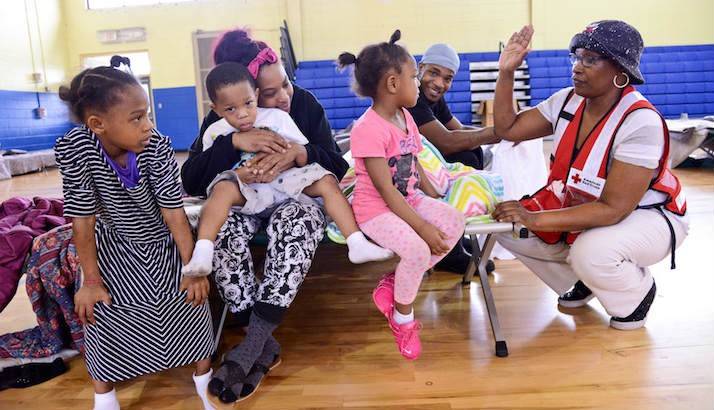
left=569, top=53, right=607, bottom=68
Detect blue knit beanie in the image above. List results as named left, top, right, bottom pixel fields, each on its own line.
left=420, top=43, right=460, bottom=73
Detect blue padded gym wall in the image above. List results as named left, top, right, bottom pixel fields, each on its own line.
left=296, top=44, right=714, bottom=129
left=0, top=90, right=74, bottom=151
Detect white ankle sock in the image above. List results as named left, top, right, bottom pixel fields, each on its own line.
left=185, top=239, right=215, bottom=276
left=392, top=308, right=414, bottom=325
left=193, top=369, right=216, bottom=410
left=346, top=232, right=394, bottom=264
left=93, top=388, right=120, bottom=410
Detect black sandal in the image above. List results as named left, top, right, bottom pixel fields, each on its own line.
left=208, top=347, right=241, bottom=396
left=237, top=354, right=282, bottom=402
left=207, top=360, right=248, bottom=404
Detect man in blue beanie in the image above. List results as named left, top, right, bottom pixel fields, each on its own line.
left=408, top=43, right=500, bottom=170
left=408, top=43, right=500, bottom=274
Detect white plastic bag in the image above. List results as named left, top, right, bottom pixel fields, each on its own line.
left=489, top=138, right=548, bottom=259
left=491, top=139, right=548, bottom=200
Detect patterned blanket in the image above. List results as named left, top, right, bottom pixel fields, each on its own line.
left=0, top=224, right=84, bottom=358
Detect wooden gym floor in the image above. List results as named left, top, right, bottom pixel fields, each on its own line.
left=1, top=156, right=712, bottom=409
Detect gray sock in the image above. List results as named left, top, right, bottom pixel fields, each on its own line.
left=242, top=336, right=281, bottom=390
left=222, top=313, right=278, bottom=395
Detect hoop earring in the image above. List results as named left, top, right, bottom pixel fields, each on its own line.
left=613, top=72, right=630, bottom=89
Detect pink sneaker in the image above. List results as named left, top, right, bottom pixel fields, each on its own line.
left=388, top=314, right=423, bottom=360
left=372, top=272, right=395, bottom=317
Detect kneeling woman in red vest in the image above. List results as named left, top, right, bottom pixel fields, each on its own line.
left=492, top=21, right=688, bottom=330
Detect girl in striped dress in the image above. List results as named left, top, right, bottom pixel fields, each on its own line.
left=55, top=67, right=215, bottom=410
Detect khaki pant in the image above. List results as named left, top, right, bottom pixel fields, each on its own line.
left=497, top=208, right=689, bottom=317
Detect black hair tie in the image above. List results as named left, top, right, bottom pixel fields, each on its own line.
left=389, top=29, right=401, bottom=44
left=339, top=52, right=358, bottom=66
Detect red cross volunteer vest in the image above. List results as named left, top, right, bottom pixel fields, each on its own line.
left=520, top=86, right=687, bottom=245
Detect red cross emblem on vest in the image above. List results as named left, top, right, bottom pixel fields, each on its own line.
left=571, top=173, right=582, bottom=184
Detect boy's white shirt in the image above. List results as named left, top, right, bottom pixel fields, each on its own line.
left=202, top=107, right=309, bottom=151
left=202, top=107, right=321, bottom=211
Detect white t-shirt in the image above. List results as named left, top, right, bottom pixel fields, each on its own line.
left=536, top=87, right=668, bottom=206
left=202, top=107, right=309, bottom=152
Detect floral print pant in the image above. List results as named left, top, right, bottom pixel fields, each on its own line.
left=212, top=200, right=325, bottom=324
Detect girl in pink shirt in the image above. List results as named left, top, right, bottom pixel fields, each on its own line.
left=338, top=30, right=465, bottom=360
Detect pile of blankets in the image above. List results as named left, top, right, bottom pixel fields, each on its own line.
left=0, top=223, right=84, bottom=358
left=0, top=197, right=66, bottom=312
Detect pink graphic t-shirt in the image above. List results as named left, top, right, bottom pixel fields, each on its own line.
left=350, top=107, right=423, bottom=224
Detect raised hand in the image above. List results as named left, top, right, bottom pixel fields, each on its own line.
left=499, top=25, right=534, bottom=73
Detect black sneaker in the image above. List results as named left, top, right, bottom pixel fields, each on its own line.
left=557, top=280, right=595, bottom=308
left=461, top=237, right=496, bottom=274
left=610, top=281, right=656, bottom=330
left=435, top=238, right=495, bottom=275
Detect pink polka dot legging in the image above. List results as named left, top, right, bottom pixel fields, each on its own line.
left=359, top=196, right=465, bottom=305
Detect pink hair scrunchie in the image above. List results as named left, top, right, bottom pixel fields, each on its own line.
left=247, top=47, right=278, bottom=79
